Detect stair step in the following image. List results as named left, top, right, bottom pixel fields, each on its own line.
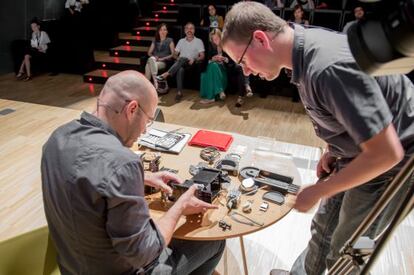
left=152, top=10, right=179, bottom=19
left=152, top=10, right=178, bottom=14
left=83, top=69, right=121, bottom=84
left=132, top=26, right=157, bottom=36
left=137, top=18, right=177, bottom=22
left=109, top=45, right=149, bottom=58
left=118, top=33, right=153, bottom=46
left=136, top=17, right=177, bottom=27
left=94, top=51, right=140, bottom=70
left=155, top=2, right=179, bottom=8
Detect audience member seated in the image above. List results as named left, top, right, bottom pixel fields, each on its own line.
left=16, top=18, right=51, bottom=81
left=343, top=6, right=365, bottom=33
left=65, top=0, right=82, bottom=16
left=289, top=0, right=314, bottom=9
left=200, top=4, right=224, bottom=30
left=41, top=70, right=225, bottom=275
left=157, top=22, right=205, bottom=102
left=234, top=73, right=253, bottom=107
left=145, top=23, right=175, bottom=93
left=199, top=29, right=228, bottom=104
left=291, top=4, right=309, bottom=26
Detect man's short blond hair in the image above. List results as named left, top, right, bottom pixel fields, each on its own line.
left=222, top=2, right=286, bottom=46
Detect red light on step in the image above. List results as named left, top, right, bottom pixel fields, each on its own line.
left=88, top=84, right=95, bottom=94
left=88, top=77, right=92, bottom=81
left=102, top=71, right=108, bottom=77
left=155, top=14, right=159, bottom=17
left=114, top=51, right=118, bottom=56
left=163, top=6, right=167, bottom=10
left=102, top=64, right=106, bottom=68
left=146, top=22, right=150, bottom=26
left=145, top=27, right=150, bottom=31
left=170, top=0, right=174, bottom=2
left=126, top=41, right=130, bottom=45
left=136, top=31, right=140, bottom=35
left=114, top=57, right=120, bottom=63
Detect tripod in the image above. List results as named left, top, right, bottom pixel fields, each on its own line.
left=328, top=155, right=414, bottom=275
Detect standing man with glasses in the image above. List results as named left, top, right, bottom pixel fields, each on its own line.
left=221, top=2, right=414, bottom=275
left=41, top=70, right=225, bottom=275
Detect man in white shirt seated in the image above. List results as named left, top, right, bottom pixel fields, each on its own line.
left=157, top=22, right=205, bottom=102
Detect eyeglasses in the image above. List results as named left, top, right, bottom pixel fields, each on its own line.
left=137, top=103, right=154, bottom=127
left=97, top=98, right=154, bottom=127
left=237, top=35, right=253, bottom=66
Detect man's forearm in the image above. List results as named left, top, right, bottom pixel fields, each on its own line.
left=153, top=202, right=183, bottom=245
left=318, top=149, right=402, bottom=198
left=318, top=125, right=404, bottom=198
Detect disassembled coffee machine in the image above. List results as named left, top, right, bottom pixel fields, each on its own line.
left=143, top=144, right=300, bottom=231
left=168, top=167, right=230, bottom=203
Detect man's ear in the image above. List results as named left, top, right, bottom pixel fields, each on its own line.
left=252, top=30, right=271, bottom=50
left=125, top=100, right=138, bottom=120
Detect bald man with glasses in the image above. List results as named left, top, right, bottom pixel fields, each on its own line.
left=41, top=70, right=225, bottom=275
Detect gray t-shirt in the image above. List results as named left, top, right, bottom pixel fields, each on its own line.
left=152, top=37, right=173, bottom=58
left=41, top=112, right=165, bottom=275
left=175, top=36, right=205, bottom=60
left=291, top=24, right=414, bottom=163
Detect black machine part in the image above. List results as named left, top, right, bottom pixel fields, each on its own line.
left=239, top=167, right=299, bottom=195
left=215, top=153, right=241, bottom=176
left=263, top=191, right=285, bottom=205
left=168, top=167, right=223, bottom=203
left=215, top=159, right=238, bottom=176
left=239, top=166, right=260, bottom=179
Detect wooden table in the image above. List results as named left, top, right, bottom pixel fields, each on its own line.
left=139, top=122, right=302, bottom=275
left=0, top=101, right=308, bottom=275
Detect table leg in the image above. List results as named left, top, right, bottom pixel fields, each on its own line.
left=239, top=236, right=249, bottom=275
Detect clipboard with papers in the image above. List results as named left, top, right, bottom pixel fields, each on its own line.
left=138, top=128, right=191, bottom=154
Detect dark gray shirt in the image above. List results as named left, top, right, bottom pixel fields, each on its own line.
left=41, top=112, right=165, bottom=275
left=152, top=37, right=173, bottom=58
left=291, top=24, right=414, bottom=163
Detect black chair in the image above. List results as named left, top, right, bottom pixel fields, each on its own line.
left=311, top=10, right=342, bottom=31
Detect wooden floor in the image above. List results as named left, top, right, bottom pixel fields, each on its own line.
left=0, top=73, right=323, bottom=148
left=0, top=72, right=412, bottom=274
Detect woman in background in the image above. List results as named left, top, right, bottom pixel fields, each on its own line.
left=199, top=29, right=228, bottom=104
left=16, top=18, right=51, bottom=81
left=145, top=23, right=175, bottom=92
left=200, top=4, right=224, bottom=30
left=292, top=4, right=309, bottom=25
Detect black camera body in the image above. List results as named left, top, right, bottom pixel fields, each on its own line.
left=168, top=167, right=223, bottom=203
left=348, top=0, right=414, bottom=75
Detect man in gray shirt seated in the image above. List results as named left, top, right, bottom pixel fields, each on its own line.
left=41, top=70, right=225, bottom=275
left=157, top=22, right=205, bottom=102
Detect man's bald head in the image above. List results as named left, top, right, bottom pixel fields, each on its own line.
left=99, top=70, right=158, bottom=113
left=95, top=71, right=159, bottom=147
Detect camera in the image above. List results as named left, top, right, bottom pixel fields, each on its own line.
left=347, top=0, right=414, bottom=75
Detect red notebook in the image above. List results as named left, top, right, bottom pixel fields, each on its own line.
left=188, top=130, right=233, bottom=151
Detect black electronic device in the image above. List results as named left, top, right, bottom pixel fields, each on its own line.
left=263, top=191, right=285, bottom=205
left=239, top=166, right=299, bottom=195
left=215, top=153, right=241, bottom=176
left=168, top=167, right=224, bottom=203
left=347, top=0, right=414, bottom=75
